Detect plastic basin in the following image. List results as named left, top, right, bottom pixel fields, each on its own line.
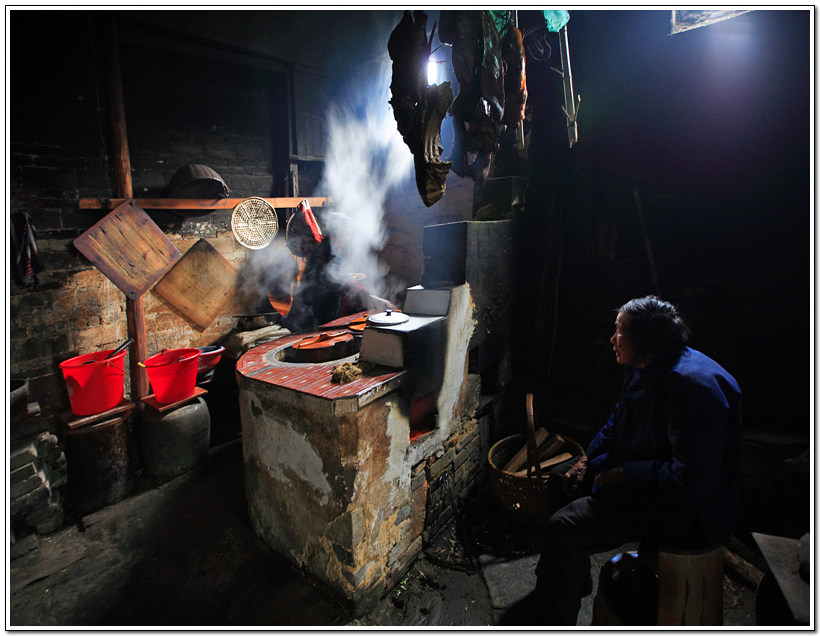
left=196, top=345, right=224, bottom=374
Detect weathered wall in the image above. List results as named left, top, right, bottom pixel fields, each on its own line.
left=238, top=367, right=491, bottom=616
left=9, top=12, right=277, bottom=414
left=9, top=10, right=476, bottom=421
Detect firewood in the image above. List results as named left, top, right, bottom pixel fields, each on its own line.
left=722, top=547, right=764, bottom=589
left=503, top=428, right=549, bottom=473
left=537, top=434, right=566, bottom=463
left=514, top=452, right=574, bottom=478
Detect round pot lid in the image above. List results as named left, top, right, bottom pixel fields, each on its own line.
left=366, top=309, right=409, bottom=326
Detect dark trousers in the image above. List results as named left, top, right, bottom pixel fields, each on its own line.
left=534, top=495, right=645, bottom=625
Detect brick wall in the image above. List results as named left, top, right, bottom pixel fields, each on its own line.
left=10, top=10, right=477, bottom=421
left=9, top=12, right=294, bottom=416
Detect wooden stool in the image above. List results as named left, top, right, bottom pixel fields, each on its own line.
left=657, top=544, right=723, bottom=625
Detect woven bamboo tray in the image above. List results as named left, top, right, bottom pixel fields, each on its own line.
left=488, top=433, right=584, bottom=524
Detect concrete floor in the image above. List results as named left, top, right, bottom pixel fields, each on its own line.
left=8, top=438, right=758, bottom=628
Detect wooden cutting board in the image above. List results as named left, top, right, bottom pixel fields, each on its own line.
left=73, top=199, right=181, bottom=300
left=154, top=239, right=239, bottom=329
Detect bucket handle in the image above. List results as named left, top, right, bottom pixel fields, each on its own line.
left=104, top=360, right=126, bottom=374
left=139, top=349, right=198, bottom=368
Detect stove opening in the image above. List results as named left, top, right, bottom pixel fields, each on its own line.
left=410, top=393, right=437, bottom=442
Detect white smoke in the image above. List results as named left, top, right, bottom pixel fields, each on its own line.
left=240, top=16, right=417, bottom=322
left=319, top=62, right=414, bottom=305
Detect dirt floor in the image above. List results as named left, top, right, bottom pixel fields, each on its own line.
left=8, top=438, right=761, bottom=628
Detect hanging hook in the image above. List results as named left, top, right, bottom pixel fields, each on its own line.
left=552, top=25, right=581, bottom=148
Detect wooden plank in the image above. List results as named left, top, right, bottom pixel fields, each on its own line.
left=78, top=197, right=328, bottom=210
left=73, top=199, right=181, bottom=301
left=59, top=400, right=136, bottom=430
left=502, top=428, right=550, bottom=473
left=140, top=386, right=208, bottom=413
left=752, top=532, right=811, bottom=625
left=154, top=239, right=238, bottom=329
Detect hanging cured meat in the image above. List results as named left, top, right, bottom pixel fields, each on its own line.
left=501, top=24, right=528, bottom=132
left=388, top=10, right=454, bottom=207
left=439, top=10, right=527, bottom=185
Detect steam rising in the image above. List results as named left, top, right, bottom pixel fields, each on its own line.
left=241, top=21, right=415, bottom=324
left=319, top=67, right=414, bottom=303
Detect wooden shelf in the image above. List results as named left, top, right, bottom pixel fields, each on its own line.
left=59, top=400, right=137, bottom=430
left=78, top=197, right=328, bottom=211
left=140, top=386, right=208, bottom=413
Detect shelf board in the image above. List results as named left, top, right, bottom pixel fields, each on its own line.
left=78, top=197, right=328, bottom=211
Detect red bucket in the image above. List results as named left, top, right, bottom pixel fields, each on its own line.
left=141, top=349, right=200, bottom=404
left=59, top=349, right=127, bottom=416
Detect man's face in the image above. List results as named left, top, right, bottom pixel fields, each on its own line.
left=611, top=312, right=639, bottom=366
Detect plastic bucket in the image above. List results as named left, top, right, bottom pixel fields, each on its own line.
left=141, top=348, right=200, bottom=404
left=59, top=349, right=127, bottom=416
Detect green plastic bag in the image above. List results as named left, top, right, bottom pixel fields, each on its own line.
left=489, top=10, right=514, bottom=37
left=542, top=9, right=570, bottom=32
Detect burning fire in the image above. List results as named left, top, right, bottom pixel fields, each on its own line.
left=267, top=256, right=307, bottom=316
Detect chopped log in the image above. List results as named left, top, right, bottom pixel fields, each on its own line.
left=722, top=546, right=764, bottom=589
left=503, top=427, right=549, bottom=473
left=514, top=452, right=573, bottom=478
left=536, top=434, right=566, bottom=464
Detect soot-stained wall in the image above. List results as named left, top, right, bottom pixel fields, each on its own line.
left=8, top=10, right=472, bottom=420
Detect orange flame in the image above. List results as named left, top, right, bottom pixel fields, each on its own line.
left=267, top=256, right=307, bottom=316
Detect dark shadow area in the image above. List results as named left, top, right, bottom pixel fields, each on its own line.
left=62, top=442, right=349, bottom=627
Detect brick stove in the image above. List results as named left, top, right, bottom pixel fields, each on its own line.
left=236, top=219, right=513, bottom=614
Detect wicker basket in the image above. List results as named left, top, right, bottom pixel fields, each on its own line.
left=488, top=433, right=584, bottom=524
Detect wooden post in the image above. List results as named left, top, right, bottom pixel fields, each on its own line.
left=104, top=13, right=148, bottom=400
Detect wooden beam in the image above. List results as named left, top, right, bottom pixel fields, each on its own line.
left=104, top=15, right=133, bottom=201
left=78, top=197, right=329, bottom=211
left=105, top=13, right=148, bottom=401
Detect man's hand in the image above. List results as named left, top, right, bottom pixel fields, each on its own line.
left=562, top=455, right=588, bottom=496
left=593, top=466, right=625, bottom=492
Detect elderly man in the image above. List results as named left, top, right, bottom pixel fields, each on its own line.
left=505, top=296, right=742, bottom=625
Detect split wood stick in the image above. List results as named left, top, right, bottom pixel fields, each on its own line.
left=536, top=434, right=566, bottom=463
left=722, top=547, right=764, bottom=589
left=514, top=452, right=574, bottom=478
left=503, top=428, right=550, bottom=473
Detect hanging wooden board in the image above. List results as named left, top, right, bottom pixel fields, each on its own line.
left=73, top=199, right=181, bottom=300
left=154, top=238, right=239, bottom=329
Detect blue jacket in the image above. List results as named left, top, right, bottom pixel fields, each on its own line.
left=586, top=347, right=742, bottom=547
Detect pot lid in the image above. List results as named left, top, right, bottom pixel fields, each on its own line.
left=293, top=330, right=353, bottom=350
left=366, top=309, right=409, bottom=326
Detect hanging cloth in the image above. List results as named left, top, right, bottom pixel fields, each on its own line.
left=11, top=211, right=43, bottom=286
